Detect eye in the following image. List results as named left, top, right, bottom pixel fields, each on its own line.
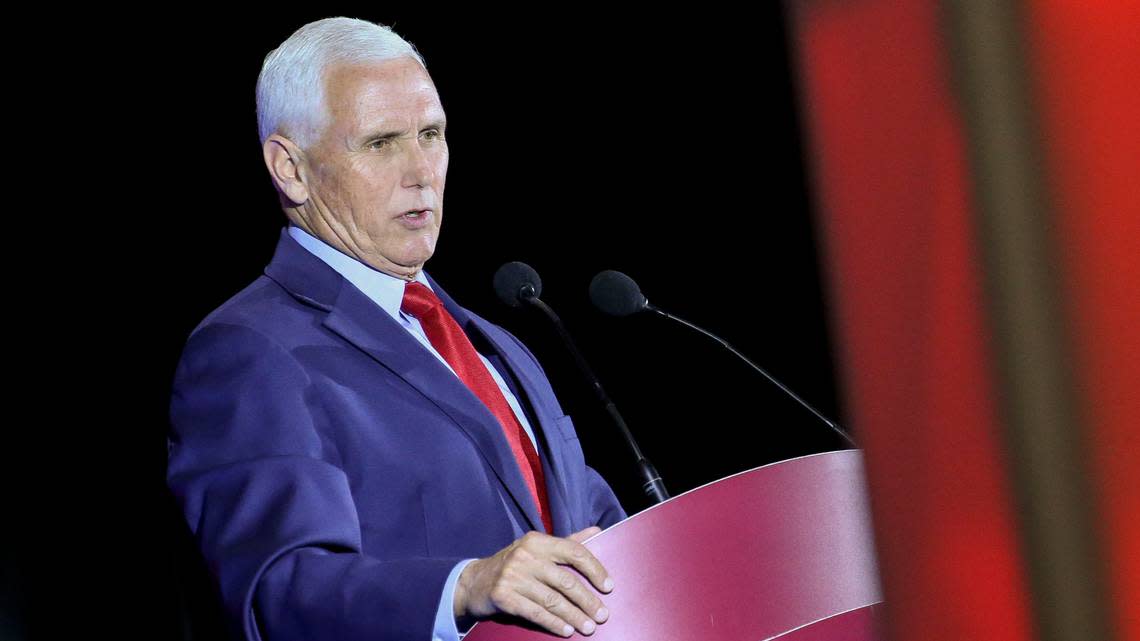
left=421, top=127, right=444, bottom=141
left=367, top=138, right=392, bottom=151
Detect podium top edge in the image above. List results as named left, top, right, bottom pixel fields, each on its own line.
left=588, top=448, right=864, bottom=543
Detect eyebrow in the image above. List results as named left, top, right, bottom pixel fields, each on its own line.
left=359, top=120, right=447, bottom=144
left=361, top=129, right=401, bottom=143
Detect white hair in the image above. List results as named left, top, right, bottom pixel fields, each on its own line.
left=256, top=17, right=426, bottom=148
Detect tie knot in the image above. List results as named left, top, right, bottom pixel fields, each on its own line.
left=401, top=281, right=442, bottom=318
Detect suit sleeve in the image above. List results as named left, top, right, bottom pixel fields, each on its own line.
left=168, top=323, right=460, bottom=641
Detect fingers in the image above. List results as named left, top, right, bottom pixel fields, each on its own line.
left=544, top=534, right=613, bottom=595
left=456, top=529, right=614, bottom=636
left=490, top=589, right=579, bottom=638
left=476, top=545, right=605, bottom=637
left=532, top=561, right=609, bottom=627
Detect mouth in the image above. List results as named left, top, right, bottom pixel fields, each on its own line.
left=397, top=208, right=434, bottom=229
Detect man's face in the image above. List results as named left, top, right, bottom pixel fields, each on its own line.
left=298, top=57, right=448, bottom=278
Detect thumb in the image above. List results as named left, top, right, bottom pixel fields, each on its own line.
left=568, top=526, right=602, bottom=543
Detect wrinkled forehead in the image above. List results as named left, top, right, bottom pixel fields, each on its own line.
left=322, top=58, right=445, bottom=136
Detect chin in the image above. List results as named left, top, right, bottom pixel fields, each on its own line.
left=402, top=244, right=437, bottom=268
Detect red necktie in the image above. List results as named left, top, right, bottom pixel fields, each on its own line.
left=401, top=282, right=553, bottom=533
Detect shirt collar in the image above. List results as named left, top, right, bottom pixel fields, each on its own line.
left=287, top=224, right=432, bottom=322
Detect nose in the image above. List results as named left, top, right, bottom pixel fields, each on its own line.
left=402, top=138, right=436, bottom=189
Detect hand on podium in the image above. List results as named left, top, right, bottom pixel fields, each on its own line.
left=454, top=526, right=613, bottom=637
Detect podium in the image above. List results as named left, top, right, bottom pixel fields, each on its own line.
left=466, top=450, right=883, bottom=640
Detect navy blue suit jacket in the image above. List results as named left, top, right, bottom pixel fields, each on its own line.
left=168, top=229, right=625, bottom=640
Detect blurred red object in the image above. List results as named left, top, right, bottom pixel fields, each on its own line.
left=788, top=1, right=1137, bottom=639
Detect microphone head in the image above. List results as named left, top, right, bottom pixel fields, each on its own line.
left=589, top=270, right=649, bottom=317
left=493, top=261, right=543, bottom=307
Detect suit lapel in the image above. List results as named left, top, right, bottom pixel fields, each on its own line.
left=471, top=326, right=575, bottom=537
left=429, top=276, right=574, bottom=537
left=263, top=229, right=544, bottom=532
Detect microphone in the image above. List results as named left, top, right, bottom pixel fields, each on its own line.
left=492, top=262, right=669, bottom=504
left=493, top=261, right=542, bottom=307
left=588, top=270, right=648, bottom=317
left=588, top=270, right=857, bottom=448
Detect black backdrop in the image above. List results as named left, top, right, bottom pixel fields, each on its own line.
left=10, top=6, right=848, bottom=639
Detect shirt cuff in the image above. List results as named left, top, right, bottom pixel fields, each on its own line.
left=433, top=559, right=477, bottom=641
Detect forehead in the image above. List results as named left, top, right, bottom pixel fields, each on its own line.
left=323, top=58, right=444, bottom=133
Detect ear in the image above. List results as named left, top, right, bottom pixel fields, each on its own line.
left=262, top=134, right=310, bottom=205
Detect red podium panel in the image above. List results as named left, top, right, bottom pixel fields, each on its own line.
left=466, top=451, right=882, bottom=640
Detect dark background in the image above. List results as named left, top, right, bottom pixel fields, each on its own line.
left=8, top=6, right=847, bottom=639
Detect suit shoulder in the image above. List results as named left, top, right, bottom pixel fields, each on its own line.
left=186, top=274, right=326, bottom=348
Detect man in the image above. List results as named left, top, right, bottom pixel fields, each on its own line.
left=167, top=17, right=624, bottom=641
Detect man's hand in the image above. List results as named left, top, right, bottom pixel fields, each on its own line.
left=453, top=527, right=612, bottom=637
